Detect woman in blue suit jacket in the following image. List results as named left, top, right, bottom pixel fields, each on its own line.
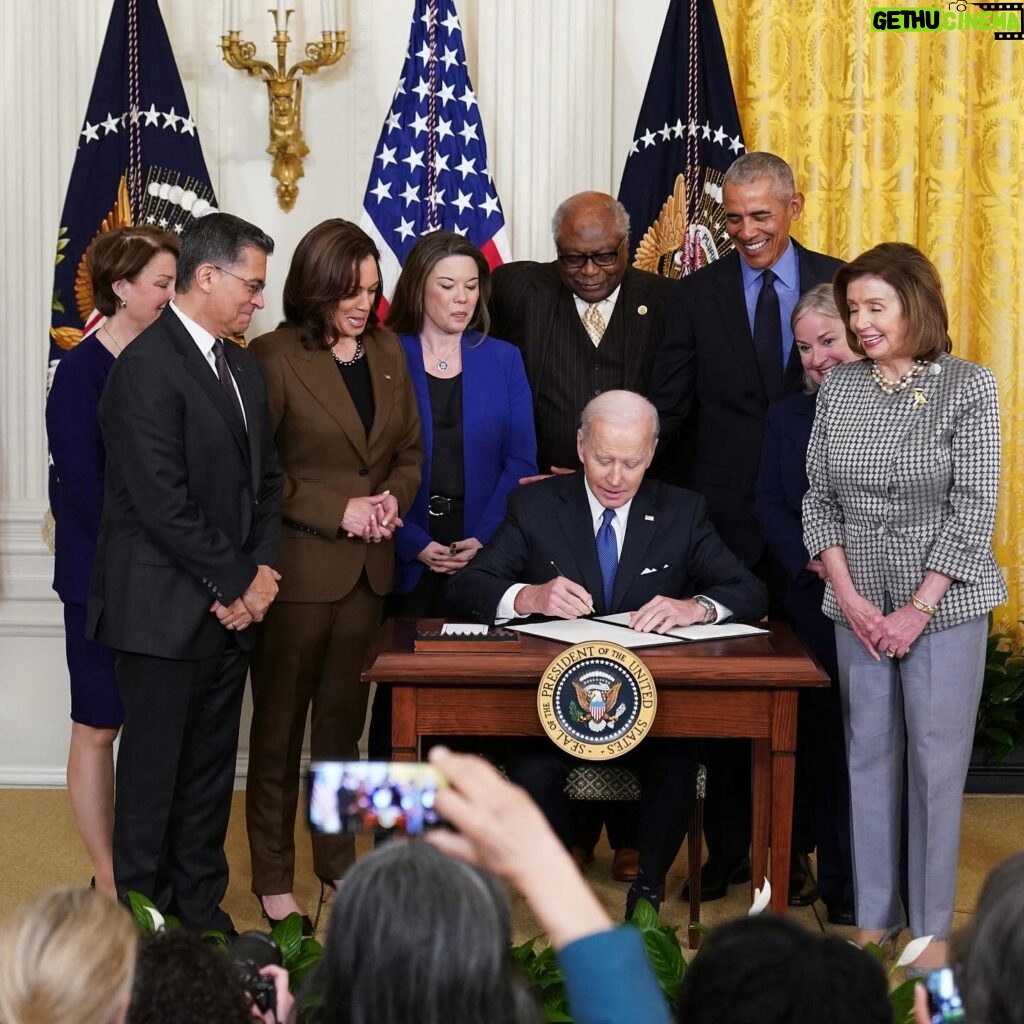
left=753, top=284, right=861, bottom=926
left=388, top=231, right=537, bottom=611
left=368, top=231, right=536, bottom=756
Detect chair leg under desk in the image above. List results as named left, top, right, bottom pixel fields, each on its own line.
left=687, top=764, right=707, bottom=949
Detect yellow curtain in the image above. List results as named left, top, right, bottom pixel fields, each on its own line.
left=716, top=0, right=1024, bottom=627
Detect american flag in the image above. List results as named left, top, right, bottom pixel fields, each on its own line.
left=359, top=0, right=510, bottom=310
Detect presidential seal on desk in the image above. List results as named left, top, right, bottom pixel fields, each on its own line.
left=537, top=642, right=657, bottom=760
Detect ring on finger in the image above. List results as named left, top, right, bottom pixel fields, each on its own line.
left=885, top=648, right=896, bottom=658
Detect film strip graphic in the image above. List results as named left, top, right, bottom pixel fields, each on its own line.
left=975, top=1, right=1024, bottom=40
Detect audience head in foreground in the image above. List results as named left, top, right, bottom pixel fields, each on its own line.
left=675, top=913, right=891, bottom=1024
left=303, top=838, right=542, bottom=1024
left=0, top=887, right=136, bottom=1024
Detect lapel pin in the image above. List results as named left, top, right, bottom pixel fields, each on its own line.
left=384, top=373, right=392, bottom=380
left=637, top=304, right=648, bottom=315
left=644, top=514, right=655, bottom=521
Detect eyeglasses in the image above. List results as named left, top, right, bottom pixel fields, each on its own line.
left=556, top=238, right=625, bottom=271
left=214, top=265, right=266, bottom=296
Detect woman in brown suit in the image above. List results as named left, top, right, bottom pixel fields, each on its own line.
left=246, top=220, right=422, bottom=931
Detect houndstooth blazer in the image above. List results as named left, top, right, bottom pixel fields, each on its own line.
left=802, top=353, right=1007, bottom=634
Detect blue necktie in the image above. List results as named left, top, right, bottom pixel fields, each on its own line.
left=596, top=507, right=618, bottom=611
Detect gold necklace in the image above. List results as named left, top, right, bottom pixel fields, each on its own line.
left=870, top=359, right=927, bottom=395
left=101, top=321, right=125, bottom=354
left=422, top=336, right=461, bottom=372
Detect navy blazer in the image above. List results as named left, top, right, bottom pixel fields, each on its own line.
left=752, top=391, right=836, bottom=657
left=393, top=332, right=537, bottom=594
left=46, top=333, right=115, bottom=605
left=445, top=471, right=767, bottom=624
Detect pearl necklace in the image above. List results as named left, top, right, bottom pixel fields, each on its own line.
left=331, top=337, right=364, bottom=366
left=422, top=337, right=461, bottom=372
left=870, top=359, right=927, bottom=395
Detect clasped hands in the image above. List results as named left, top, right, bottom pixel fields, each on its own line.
left=417, top=537, right=482, bottom=574
left=514, top=576, right=705, bottom=633
left=211, top=563, right=281, bottom=632
left=838, top=587, right=929, bottom=661
left=341, top=490, right=403, bottom=543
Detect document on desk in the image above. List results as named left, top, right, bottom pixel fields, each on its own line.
left=508, top=618, right=688, bottom=648
left=595, top=613, right=771, bottom=642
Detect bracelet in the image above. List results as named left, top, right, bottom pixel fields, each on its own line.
left=911, top=593, right=938, bottom=616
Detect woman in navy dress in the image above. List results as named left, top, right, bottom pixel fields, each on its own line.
left=45, top=226, right=179, bottom=894
left=753, top=283, right=862, bottom=925
left=368, top=230, right=537, bottom=756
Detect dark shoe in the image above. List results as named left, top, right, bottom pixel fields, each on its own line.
left=612, top=847, right=640, bottom=883
left=788, top=852, right=819, bottom=907
left=570, top=845, right=595, bottom=872
left=625, top=874, right=663, bottom=921
left=256, top=896, right=314, bottom=938
left=826, top=900, right=856, bottom=926
left=680, top=856, right=751, bottom=902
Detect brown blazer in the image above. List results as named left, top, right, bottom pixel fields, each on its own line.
left=248, top=325, right=423, bottom=603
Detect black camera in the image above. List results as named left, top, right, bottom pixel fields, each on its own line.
left=228, top=930, right=282, bottom=1015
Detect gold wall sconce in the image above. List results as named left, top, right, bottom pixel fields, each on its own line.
left=221, top=3, right=346, bottom=211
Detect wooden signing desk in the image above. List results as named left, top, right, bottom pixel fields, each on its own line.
left=364, top=619, right=828, bottom=914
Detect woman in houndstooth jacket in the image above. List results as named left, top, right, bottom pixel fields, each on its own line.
left=802, top=243, right=1006, bottom=970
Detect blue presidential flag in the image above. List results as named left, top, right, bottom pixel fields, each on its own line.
left=617, top=0, right=745, bottom=278
left=49, top=0, right=217, bottom=362
left=359, top=0, right=510, bottom=311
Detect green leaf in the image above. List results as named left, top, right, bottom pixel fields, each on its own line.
left=200, top=929, right=229, bottom=949
left=626, top=896, right=661, bottom=930
left=270, top=912, right=305, bottom=966
left=889, top=977, right=919, bottom=1023
left=52, top=290, right=65, bottom=314
left=641, top=927, right=685, bottom=1002
left=126, top=891, right=161, bottom=933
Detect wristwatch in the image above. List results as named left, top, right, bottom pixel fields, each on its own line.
left=694, top=595, right=717, bottom=624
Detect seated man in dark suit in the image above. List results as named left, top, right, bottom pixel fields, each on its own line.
left=446, top=390, right=767, bottom=916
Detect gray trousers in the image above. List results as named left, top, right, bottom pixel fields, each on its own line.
left=835, top=614, right=987, bottom=939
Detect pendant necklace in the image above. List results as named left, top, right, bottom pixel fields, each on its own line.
left=423, top=337, right=461, bottom=372
left=101, top=321, right=125, bottom=354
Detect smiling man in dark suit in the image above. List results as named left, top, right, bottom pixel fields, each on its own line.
left=446, top=391, right=767, bottom=917
left=87, top=212, right=283, bottom=934
left=647, top=152, right=843, bottom=907
left=489, top=192, right=675, bottom=476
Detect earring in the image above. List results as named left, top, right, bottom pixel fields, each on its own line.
left=118, top=297, right=127, bottom=309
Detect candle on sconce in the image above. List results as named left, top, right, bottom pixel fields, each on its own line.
left=277, top=0, right=287, bottom=28
left=321, top=0, right=331, bottom=30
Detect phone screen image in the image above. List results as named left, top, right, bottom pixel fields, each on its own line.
left=926, top=968, right=965, bottom=1024
left=309, top=761, right=447, bottom=836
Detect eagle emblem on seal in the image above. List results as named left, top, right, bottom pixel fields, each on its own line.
left=571, top=671, right=626, bottom=732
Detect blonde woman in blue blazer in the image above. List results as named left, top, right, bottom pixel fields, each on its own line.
left=803, top=243, right=1006, bottom=971
left=368, top=231, right=537, bottom=756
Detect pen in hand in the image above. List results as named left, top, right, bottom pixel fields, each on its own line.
left=549, top=560, right=595, bottom=615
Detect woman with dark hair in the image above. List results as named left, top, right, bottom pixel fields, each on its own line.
left=303, top=840, right=543, bottom=1024
left=367, top=230, right=535, bottom=758
left=45, top=226, right=179, bottom=896
left=387, top=229, right=536, bottom=612
left=753, top=283, right=861, bottom=926
left=246, top=219, right=422, bottom=931
left=803, top=242, right=1006, bottom=970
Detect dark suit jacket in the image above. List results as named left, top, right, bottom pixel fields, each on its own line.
left=445, top=472, right=767, bottom=625
left=393, top=331, right=536, bottom=594
left=46, top=333, right=114, bottom=605
left=248, top=325, right=423, bottom=603
left=752, top=391, right=833, bottom=667
left=489, top=262, right=675, bottom=471
left=648, top=242, right=842, bottom=565
left=87, top=306, right=283, bottom=659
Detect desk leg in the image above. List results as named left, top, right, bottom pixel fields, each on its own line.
left=751, top=738, right=771, bottom=908
left=391, top=685, right=417, bottom=762
left=768, top=690, right=799, bottom=914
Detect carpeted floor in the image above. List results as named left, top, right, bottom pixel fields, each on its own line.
left=1, top=788, right=1020, bottom=956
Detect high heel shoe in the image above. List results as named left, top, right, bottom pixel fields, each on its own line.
left=256, top=895, right=314, bottom=938
left=313, top=876, right=339, bottom=933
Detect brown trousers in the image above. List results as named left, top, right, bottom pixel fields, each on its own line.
left=246, top=575, right=382, bottom=893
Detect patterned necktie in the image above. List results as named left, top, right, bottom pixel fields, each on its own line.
left=581, top=303, right=606, bottom=346
left=212, top=338, right=246, bottom=431
left=596, top=507, right=618, bottom=611
left=752, top=268, right=784, bottom=399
